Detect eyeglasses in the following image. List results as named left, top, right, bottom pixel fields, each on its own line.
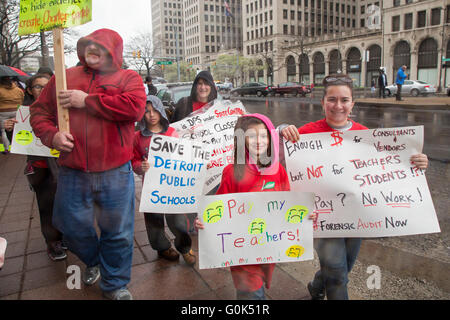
left=323, top=77, right=353, bottom=84
left=31, top=85, right=45, bottom=90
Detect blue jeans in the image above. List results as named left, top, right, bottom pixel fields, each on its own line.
left=236, top=286, right=266, bottom=300
left=311, top=238, right=361, bottom=300
left=52, top=162, right=135, bottom=292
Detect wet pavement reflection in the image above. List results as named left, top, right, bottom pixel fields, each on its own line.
left=239, top=98, right=450, bottom=161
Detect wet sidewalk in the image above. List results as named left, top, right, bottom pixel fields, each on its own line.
left=0, top=153, right=312, bottom=300
left=354, top=96, right=450, bottom=109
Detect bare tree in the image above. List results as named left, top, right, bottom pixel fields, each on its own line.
left=125, top=32, right=159, bottom=76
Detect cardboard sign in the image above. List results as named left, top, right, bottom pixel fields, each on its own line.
left=18, top=0, right=92, bottom=35
left=10, top=106, right=59, bottom=158
left=171, top=100, right=246, bottom=194
left=198, top=191, right=315, bottom=270
left=139, top=135, right=207, bottom=213
left=284, top=125, right=441, bottom=238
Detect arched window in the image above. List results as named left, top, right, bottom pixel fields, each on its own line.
left=286, top=55, right=296, bottom=81
left=329, top=50, right=341, bottom=74
left=418, top=38, right=438, bottom=68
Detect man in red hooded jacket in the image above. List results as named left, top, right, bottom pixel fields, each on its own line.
left=30, top=29, right=146, bottom=300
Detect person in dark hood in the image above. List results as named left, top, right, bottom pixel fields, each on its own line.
left=132, top=95, right=196, bottom=266
left=30, top=28, right=146, bottom=300
left=172, top=70, right=218, bottom=122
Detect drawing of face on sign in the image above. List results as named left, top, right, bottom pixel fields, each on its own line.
left=15, top=130, right=33, bottom=146
left=285, top=205, right=308, bottom=223
left=203, top=200, right=224, bottom=224
left=285, top=245, right=305, bottom=258
left=248, top=218, right=267, bottom=234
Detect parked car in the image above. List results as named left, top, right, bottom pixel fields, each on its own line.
left=230, top=82, right=271, bottom=97
left=157, top=84, right=223, bottom=122
left=269, top=82, right=311, bottom=97
left=384, top=80, right=436, bottom=97
left=216, top=81, right=233, bottom=92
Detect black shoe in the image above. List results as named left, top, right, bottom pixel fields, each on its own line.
left=307, top=282, right=325, bottom=300
left=47, top=241, right=67, bottom=261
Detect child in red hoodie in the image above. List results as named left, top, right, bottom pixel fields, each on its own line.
left=132, top=95, right=196, bottom=266
left=196, top=113, right=290, bottom=300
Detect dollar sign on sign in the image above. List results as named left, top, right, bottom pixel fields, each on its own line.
left=330, top=131, right=343, bottom=146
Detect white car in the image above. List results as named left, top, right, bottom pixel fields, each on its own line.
left=384, top=80, right=436, bottom=97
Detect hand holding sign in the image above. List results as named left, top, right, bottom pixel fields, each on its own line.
left=58, top=90, right=88, bottom=109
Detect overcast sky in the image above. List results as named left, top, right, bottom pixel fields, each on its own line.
left=65, top=0, right=152, bottom=67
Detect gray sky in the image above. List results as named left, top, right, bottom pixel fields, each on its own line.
left=65, top=0, right=152, bottom=67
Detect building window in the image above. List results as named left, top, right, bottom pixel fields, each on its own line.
left=404, top=13, right=413, bottom=30
left=417, top=10, right=426, bottom=28
left=393, top=0, right=400, bottom=7
left=392, top=15, right=400, bottom=32
left=431, top=8, right=441, bottom=26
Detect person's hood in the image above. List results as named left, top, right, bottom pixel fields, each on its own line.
left=243, top=113, right=280, bottom=176
left=77, top=28, right=123, bottom=72
left=190, top=70, right=217, bottom=102
left=138, top=95, right=170, bottom=137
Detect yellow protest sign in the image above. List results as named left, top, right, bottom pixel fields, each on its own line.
left=18, top=0, right=92, bottom=36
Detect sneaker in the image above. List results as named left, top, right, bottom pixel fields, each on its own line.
left=158, top=248, right=180, bottom=261
left=103, top=288, right=133, bottom=300
left=82, top=265, right=100, bottom=286
left=307, top=282, right=325, bottom=300
left=47, top=241, right=67, bottom=261
left=181, top=249, right=196, bottom=266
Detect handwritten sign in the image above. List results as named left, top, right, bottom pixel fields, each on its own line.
left=198, top=191, right=314, bottom=270
left=139, top=135, right=207, bottom=213
left=10, top=106, right=60, bottom=158
left=284, top=125, right=440, bottom=238
left=171, top=100, right=246, bottom=194
left=18, top=0, right=92, bottom=36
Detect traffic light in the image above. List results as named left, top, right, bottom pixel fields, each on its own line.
left=132, top=51, right=136, bottom=57
left=137, top=50, right=141, bottom=58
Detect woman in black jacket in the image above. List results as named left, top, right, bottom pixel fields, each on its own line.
left=172, top=71, right=218, bottom=122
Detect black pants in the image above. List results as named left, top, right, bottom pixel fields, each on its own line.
left=144, top=213, right=191, bottom=254
left=378, top=86, right=386, bottom=98
left=396, top=84, right=402, bottom=100
left=26, top=166, right=62, bottom=244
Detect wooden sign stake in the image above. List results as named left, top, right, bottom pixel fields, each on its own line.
left=52, top=27, right=70, bottom=133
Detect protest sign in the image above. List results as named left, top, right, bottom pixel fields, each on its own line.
left=18, top=0, right=92, bottom=133
left=284, top=125, right=440, bottom=238
left=139, top=135, right=207, bottom=213
left=10, top=106, right=60, bottom=158
left=198, top=191, right=314, bottom=270
left=18, top=0, right=92, bottom=35
left=171, top=100, right=246, bottom=194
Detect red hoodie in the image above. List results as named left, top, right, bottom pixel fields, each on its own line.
left=30, top=29, right=146, bottom=172
left=217, top=113, right=290, bottom=293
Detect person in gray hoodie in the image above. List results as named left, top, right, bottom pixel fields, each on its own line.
left=132, top=95, right=196, bottom=265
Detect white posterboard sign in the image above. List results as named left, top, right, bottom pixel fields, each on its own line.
left=284, top=125, right=440, bottom=238
left=139, top=135, right=207, bottom=213
left=171, top=100, right=246, bottom=194
left=198, top=191, right=314, bottom=270
left=10, top=106, right=60, bottom=158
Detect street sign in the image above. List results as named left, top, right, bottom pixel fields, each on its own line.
left=442, top=58, right=450, bottom=62
left=156, top=61, right=173, bottom=65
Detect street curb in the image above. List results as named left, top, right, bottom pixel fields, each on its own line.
left=358, top=240, right=450, bottom=292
